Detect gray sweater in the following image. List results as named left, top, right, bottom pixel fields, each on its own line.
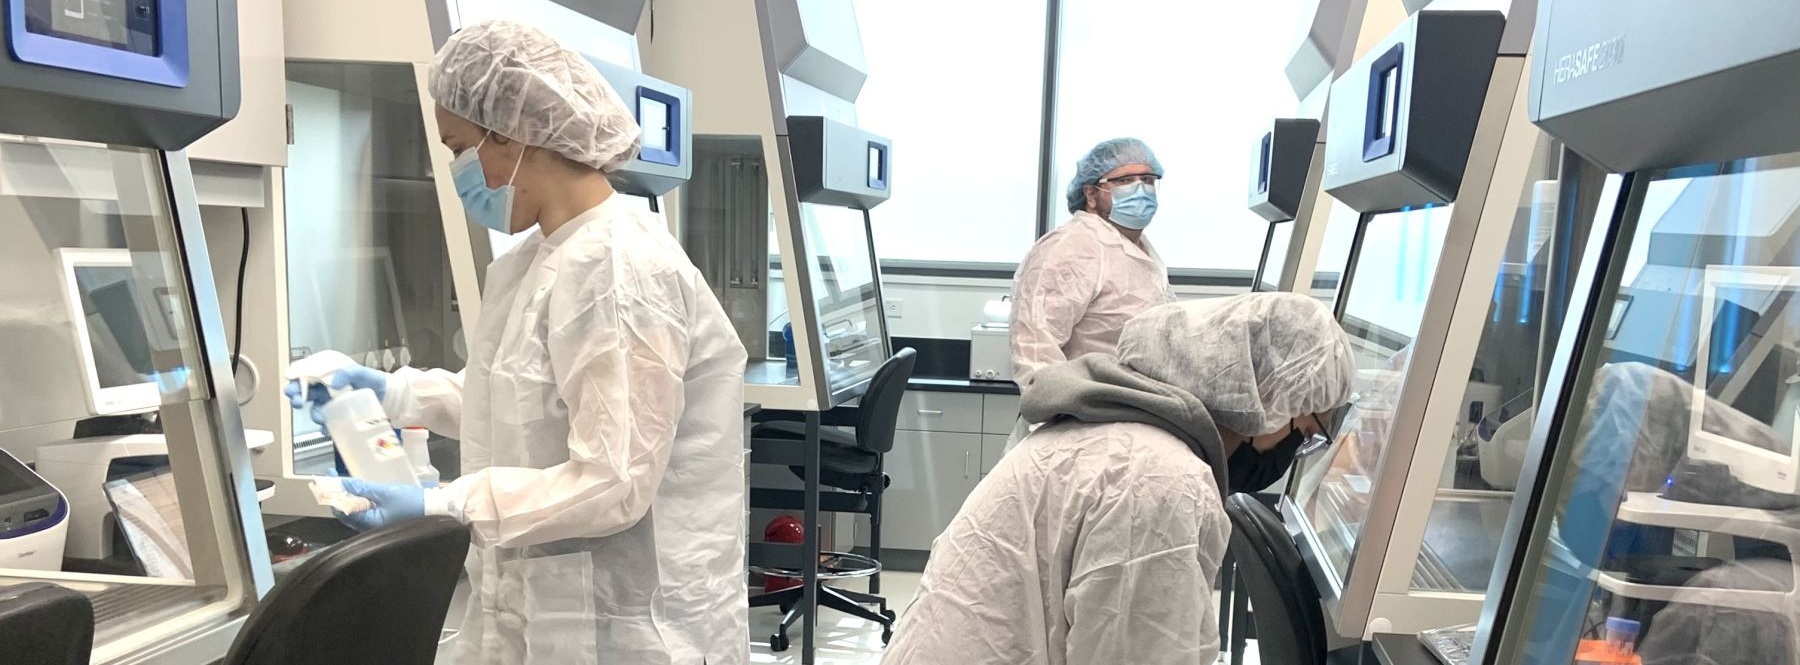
left=1020, top=353, right=1229, bottom=494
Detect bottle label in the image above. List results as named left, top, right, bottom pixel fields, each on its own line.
left=373, top=434, right=406, bottom=460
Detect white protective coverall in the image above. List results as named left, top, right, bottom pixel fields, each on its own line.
left=371, top=20, right=749, bottom=663
left=386, top=198, right=749, bottom=664
left=883, top=420, right=1229, bottom=665
left=889, top=294, right=1354, bottom=664
left=1005, top=211, right=1173, bottom=449
left=1009, top=211, right=1174, bottom=384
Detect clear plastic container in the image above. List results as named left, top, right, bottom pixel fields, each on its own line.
left=1604, top=617, right=1639, bottom=655
left=401, top=427, right=440, bottom=487
left=322, top=388, right=418, bottom=487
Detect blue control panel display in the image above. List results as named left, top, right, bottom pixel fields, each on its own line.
left=1362, top=42, right=1403, bottom=162
left=1257, top=132, right=1273, bottom=193
left=8, top=0, right=189, bottom=87
left=866, top=141, right=888, bottom=191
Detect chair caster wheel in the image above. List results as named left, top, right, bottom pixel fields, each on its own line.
left=770, top=632, right=791, bottom=652
left=881, top=609, right=897, bottom=645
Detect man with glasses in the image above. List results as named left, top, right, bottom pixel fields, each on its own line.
left=1006, top=138, right=1175, bottom=451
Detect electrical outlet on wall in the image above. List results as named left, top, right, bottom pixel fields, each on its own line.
left=885, top=298, right=903, bottom=318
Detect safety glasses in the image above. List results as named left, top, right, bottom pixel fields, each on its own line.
left=1095, top=173, right=1161, bottom=190
left=1297, top=403, right=1350, bottom=458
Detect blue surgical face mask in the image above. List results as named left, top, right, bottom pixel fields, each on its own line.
left=1106, top=181, right=1158, bottom=230
left=451, top=134, right=525, bottom=234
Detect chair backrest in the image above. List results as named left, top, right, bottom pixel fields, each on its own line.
left=0, top=582, right=92, bottom=665
left=223, top=516, right=471, bottom=665
left=855, top=347, right=917, bottom=455
left=1224, top=493, right=1327, bottom=665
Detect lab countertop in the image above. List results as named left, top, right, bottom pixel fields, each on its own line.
left=907, top=376, right=1020, bottom=395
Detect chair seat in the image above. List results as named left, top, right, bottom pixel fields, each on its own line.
left=752, top=421, right=882, bottom=491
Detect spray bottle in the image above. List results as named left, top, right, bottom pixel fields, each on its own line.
left=285, top=351, right=419, bottom=487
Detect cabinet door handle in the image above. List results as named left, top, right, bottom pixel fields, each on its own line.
left=964, top=451, right=972, bottom=478
left=917, top=409, right=943, bottom=416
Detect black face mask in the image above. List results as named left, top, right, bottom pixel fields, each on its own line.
left=1227, top=426, right=1310, bottom=493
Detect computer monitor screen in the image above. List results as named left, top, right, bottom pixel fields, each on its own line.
left=60, top=249, right=161, bottom=415
left=103, top=468, right=193, bottom=580
left=1689, top=266, right=1800, bottom=493
left=77, top=267, right=156, bottom=387
left=23, top=0, right=160, bottom=55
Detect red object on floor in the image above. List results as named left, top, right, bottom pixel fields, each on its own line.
left=763, top=516, right=805, bottom=593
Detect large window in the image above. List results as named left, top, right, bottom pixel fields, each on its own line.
left=845, top=0, right=1309, bottom=272
left=853, top=0, right=1048, bottom=264
left=1052, top=0, right=1306, bottom=272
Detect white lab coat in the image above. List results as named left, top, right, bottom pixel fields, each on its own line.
left=884, top=420, right=1229, bottom=665
left=1009, top=211, right=1174, bottom=385
left=1005, top=212, right=1174, bottom=450
left=384, top=198, right=749, bottom=664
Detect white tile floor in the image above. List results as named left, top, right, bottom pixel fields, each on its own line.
left=445, top=570, right=1266, bottom=664
left=747, top=573, right=1265, bottom=664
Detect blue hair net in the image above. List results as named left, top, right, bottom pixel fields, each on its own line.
left=1065, top=138, right=1164, bottom=213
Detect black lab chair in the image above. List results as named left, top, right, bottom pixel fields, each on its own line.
left=1225, top=492, right=1328, bottom=665
left=224, top=516, right=470, bottom=665
left=0, top=582, right=92, bottom=665
left=749, top=347, right=917, bottom=650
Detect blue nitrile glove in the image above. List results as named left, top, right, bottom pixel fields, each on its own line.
left=333, top=477, right=425, bottom=532
left=283, top=366, right=390, bottom=427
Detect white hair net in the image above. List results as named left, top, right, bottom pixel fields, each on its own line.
left=429, top=19, right=641, bottom=172
left=1119, top=293, right=1354, bottom=436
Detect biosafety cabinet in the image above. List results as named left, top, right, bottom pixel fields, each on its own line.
left=1279, top=0, right=1622, bottom=641
left=651, top=0, right=895, bottom=414
left=255, top=0, right=692, bottom=518
left=647, top=2, right=896, bottom=662
left=1248, top=0, right=1394, bottom=305
left=1473, top=2, right=1800, bottom=663
left=0, top=0, right=275, bottom=661
left=1249, top=117, right=1321, bottom=294
left=243, top=0, right=483, bottom=517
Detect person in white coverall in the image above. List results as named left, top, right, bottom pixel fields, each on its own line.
left=284, top=20, right=748, bottom=665
left=1006, top=138, right=1175, bottom=451
left=884, top=293, right=1354, bottom=664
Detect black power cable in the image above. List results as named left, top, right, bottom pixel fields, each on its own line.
left=233, top=208, right=250, bottom=374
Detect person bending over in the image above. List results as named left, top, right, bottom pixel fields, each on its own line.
left=883, top=292, right=1353, bottom=664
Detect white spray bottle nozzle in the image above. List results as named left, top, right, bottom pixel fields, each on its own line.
left=285, top=350, right=359, bottom=398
